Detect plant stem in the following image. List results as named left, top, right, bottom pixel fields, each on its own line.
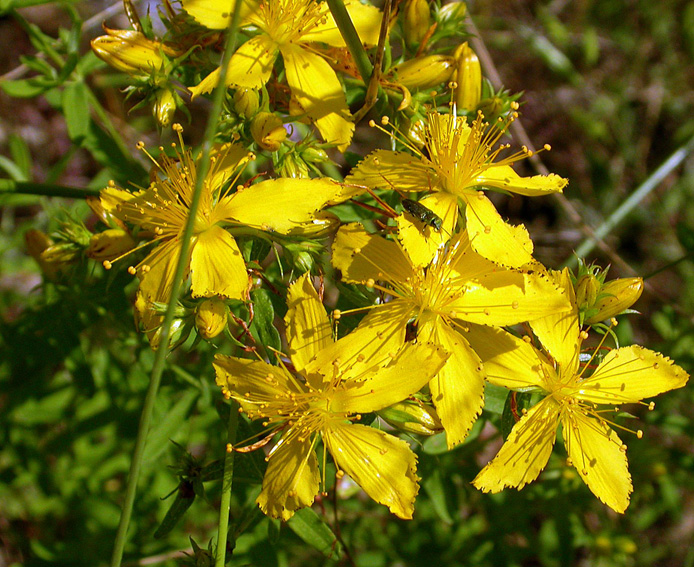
left=109, top=2, right=243, bottom=565
left=326, top=0, right=373, bottom=84
left=0, top=179, right=100, bottom=199
left=215, top=400, right=239, bottom=567
left=570, top=135, right=694, bottom=263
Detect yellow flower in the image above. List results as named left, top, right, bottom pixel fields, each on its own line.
left=214, top=274, right=448, bottom=520
left=331, top=222, right=571, bottom=447
left=184, top=0, right=381, bottom=151
left=346, top=110, right=568, bottom=267
left=466, top=269, right=689, bottom=513
left=101, top=125, right=349, bottom=309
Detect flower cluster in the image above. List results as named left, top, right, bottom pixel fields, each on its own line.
left=35, top=0, right=688, bottom=527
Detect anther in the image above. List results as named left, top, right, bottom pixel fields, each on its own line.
left=381, top=116, right=389, bottom=126
left=127, top=266, right=137, bottom=275
left=368, top=120, right=376, bottom=127
left=226, top=443, right=233, bottom=453
left=637, top=430, right=643, bottom=439
left=103, top=260, right=112, bottom=270
left=136, top=141, right=145, bottom=150
left=333, top=309, right=342, bottom=320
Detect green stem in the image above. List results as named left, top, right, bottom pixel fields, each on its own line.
left=215, top=400, right=239, bottom=567
left=109, top=2, right=243, bottom=565
left=570, top=135, right=694, bottom=263
left=326, top=0, right=373, bottom=84
left=0, top=179, right=100, bottom=199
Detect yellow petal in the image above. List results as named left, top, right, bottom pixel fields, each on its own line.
left=188, top=67, right=222, bottom=99
left=138, top=238, right=187, bottom=303
left=463, top=325, right=553, bottom=391
left=257, top=433, right=320, bottom=521
left=100, top=185, right=138, bottom=213
left=396, top=192, right=458, bottom=268
left=213, top=354, right=299, bottom=412
left=446, top=270, right=571, bottom=326
left=562, top=410, right=631, bottom=513
left=190, top=225, right=250, bottom=300
left=281, top=43, right=354, bottom=151
left=575, top=345, right=689, bottom=404
left=473, top=397, right=560, bottom=492
left=181, top=0, right=255, bottom=29
left=465, top=193, right=534, bottom=268
left=189, top=36, right=278, bottom=97
left=332, top=342, right=448, bottom=413
left=332, top=223, right=413, bottom=285
left=207, top=143, right=252, bottom=195
left=303, top=0, right=382, bottom=47
left=346, top=150, right=436, bottom=193
left=476, top=164, right=568, bottom=196
left=304, top=301, right=412, bottom=382
left=285, top=273, right=333, bottom=373
left=225, top=178, right=344, bottom=234
left=324, top=423, right=419, bottom=519
left=529, top=268, right=580, bottom=373
left=419, top=318, right=485, bottom=447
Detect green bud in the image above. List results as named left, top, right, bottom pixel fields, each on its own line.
left=277, top=152, right=310, bottom=178
left=233, top=88, right=259, bottom=118
left=301, top=146, right=330, bottom=164
left=153, top=88, right=177, bottom=127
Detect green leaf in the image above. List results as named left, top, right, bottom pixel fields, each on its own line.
left=501, top=391, right=533, bottom=440
left=63, top=81, right=90, bottom=143
left=153, top=480, right=196, bottom=539
left=0, top=77, right=51, bottom=98
left=250, top=288, right=282, bottom=359
left=422, top=468, right=453, bottom=524
left=8, top=133, right=32, bottom=180
left=143, top=389, right=199, bottom=466
left=483, top=383, right=508, bottom=415
left=422, top=416, right=484, bottom=454
left=287, top=508, right=340, bottom=559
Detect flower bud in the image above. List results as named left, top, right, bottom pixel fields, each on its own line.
left=91, top=27, right=174, bottom=77
left=277, top=153, right=310, bottom=178
left=403, top=0, right=431, bottom=47
left=195, top=297, right=229, bottom=340
left=575, top=274, right=600, bottom=310
left=377, top=400, right=444, bottom=436
left=25, top=229, right=62, bottom=279
left=453, top=42, right=482, bottom=111
left=301, top=146, right=330, bottom=164
left=86, top=228, right=135, bottom=261
left=250, top=112, right=287, bottom=152
left=437, top=1, right=467, bottom=23
left=40, top=242, right=82, bottom=264
left=478, top=96, right=504, bottom=118
left=584, top=277, right=643, bottom=325
left=233, top=88, right=260, bottom=118
left=150, top=317, right=190, bottom=351
left=153, top=88, right=177, bottom=127
left=389, top=55, right=456, bottom=90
